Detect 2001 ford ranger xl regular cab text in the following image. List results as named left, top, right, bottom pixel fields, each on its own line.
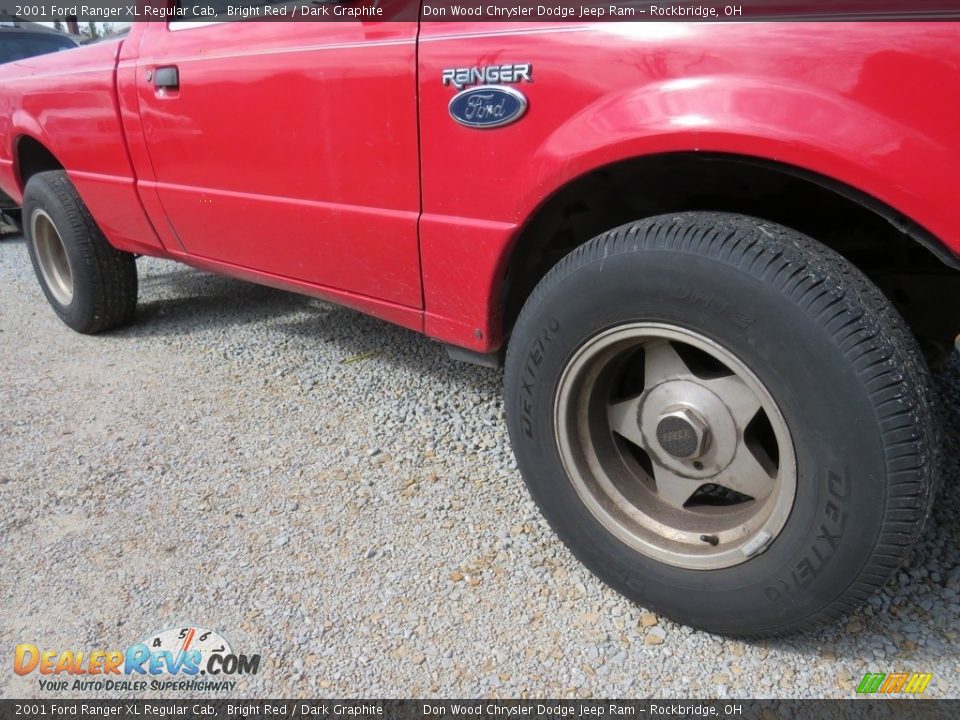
left=2, top=6, right=960, bottom=636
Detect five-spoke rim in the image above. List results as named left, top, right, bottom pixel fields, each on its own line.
left=31, top=209, right=73, bottom=306
left=554, top=323, right=797, bottom=570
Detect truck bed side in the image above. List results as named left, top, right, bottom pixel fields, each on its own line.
left=0, top=38, right=164, bottom=256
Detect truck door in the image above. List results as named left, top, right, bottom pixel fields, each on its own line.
left=132, top=4, right=422, bottom=308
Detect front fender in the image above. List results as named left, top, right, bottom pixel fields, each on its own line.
left=418, top=21, right=960, bottom=351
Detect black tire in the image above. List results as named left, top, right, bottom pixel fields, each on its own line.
left=23, top=170, right=137, bottom=333
left=505, top=212, right=939, bottom=636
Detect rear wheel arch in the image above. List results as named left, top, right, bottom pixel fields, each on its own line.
left=15, top=135, right=65, bottom=193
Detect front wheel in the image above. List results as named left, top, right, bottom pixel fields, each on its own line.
left=504, top=212, right=939, bottom=636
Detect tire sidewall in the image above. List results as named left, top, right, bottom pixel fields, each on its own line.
left=24, top=175, right=94, bottom=330
left=506, top=245, right=887, bottom=635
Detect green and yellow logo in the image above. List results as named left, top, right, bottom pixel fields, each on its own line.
left=856, top=672, right=933, bottom=694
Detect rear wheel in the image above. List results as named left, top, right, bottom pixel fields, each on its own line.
left=505, top=212, right=939, bottom=636
left=23, top=171, right=137, bottom=333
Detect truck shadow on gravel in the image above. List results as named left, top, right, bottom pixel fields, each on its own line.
left=131, top=265, right=317, bottom=330
left=275, top=311, right=501, bottom=385
left=128, top=263, right=501, bottom=389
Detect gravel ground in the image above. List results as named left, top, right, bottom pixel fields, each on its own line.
left=1, top=226, right=959, bottom=699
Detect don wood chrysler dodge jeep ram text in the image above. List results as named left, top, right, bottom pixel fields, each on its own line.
left=2, top=8, right=960, bottom=636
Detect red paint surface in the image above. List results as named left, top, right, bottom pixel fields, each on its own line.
left=2, top=20, right=959, bottom=351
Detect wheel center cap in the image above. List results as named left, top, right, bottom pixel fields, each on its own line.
left=656, top=416, right=697, bottom=459
left=639, top=381, right=737, bottom=477
left=655, top=407, right=710, bottom=460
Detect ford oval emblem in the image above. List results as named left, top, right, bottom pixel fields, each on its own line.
left=448, top=85, right=528, bottom=129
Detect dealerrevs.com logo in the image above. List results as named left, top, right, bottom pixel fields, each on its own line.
left=14, top=626, right=261, bottom=692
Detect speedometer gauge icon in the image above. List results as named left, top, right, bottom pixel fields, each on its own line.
left=140, top=625, right=232, bottom=671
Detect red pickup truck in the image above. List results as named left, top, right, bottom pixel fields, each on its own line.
left=2, top=8, right=959, bottom=636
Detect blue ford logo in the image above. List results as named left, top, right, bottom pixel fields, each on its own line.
left=448, top=85, right=528, bottom=129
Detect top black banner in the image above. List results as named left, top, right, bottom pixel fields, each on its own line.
left=2, top=0, right=960, bottom=23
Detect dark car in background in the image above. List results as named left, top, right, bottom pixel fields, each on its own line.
left=0, top=22, right=78, bottom=229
